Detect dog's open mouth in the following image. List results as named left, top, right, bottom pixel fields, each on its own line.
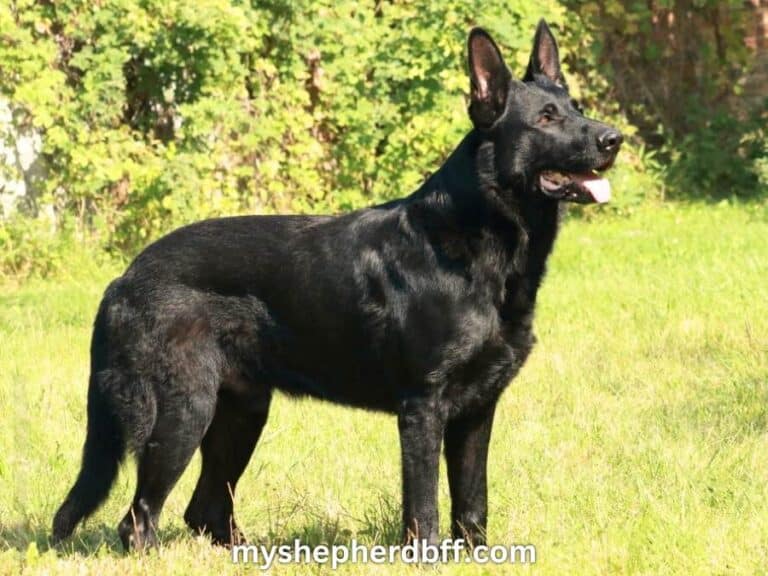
left=539, top=170, right=612, bottom=204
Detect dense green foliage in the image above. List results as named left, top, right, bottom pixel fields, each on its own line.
left=0, top=1, right=651, bottom=274
left=566, top=0, right=767, bottom=199
left=0, top=2, right=552, bottom=242
left=0, top=1, right=765, bottom=278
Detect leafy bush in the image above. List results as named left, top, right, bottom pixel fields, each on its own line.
left=0, top=0, right=665, bottom=277
left=0, top=216, right=63, bottom=279
left=665, top=106, right=767, bottom=200
left=565, top=0, right=767, bottom=200
left=0, top=215, right=116, bottom=280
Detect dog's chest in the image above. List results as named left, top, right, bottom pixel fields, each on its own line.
left=433, top=212, right=559, bottom=415
left=424, top=285, right=534, bottom=417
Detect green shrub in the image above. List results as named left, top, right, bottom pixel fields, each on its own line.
left=665, top=107, right=767, bottom=200
left=0, top=0, right=659, bottom=277
left=0, top=215, right=89, bottom=280
left=563, top=0, right=767, bottom=200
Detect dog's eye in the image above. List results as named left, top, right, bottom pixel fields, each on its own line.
left=539, top=103, right=559, bottom=123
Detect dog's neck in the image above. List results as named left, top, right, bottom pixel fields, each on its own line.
left=410, top=130, right=563, bottom=302
left=416, top=130, right=558, bottom=212
left=418, top=131, right=562, bottom=243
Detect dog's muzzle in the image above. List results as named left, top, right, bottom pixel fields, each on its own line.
left=538, top=170, right=612, bottom=204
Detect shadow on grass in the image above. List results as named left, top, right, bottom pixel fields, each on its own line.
left=0, top=494, right=403, bottom=556
left=0, top=520, right=123, bottom=556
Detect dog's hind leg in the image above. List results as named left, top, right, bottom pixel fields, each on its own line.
left=117, top=381, right=217, bottom=551
left=184, top=388, right=271, bottom=546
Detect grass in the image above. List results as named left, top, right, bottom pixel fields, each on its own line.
left=1, top=202, right=767, bottom=574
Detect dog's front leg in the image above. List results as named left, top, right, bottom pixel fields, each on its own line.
left=444, top=404, right=496, bottom=546
left=397, top=396, right=444, bottom=545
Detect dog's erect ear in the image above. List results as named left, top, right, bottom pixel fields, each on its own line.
left=524, top=19, right=566, bottom=87
left=468, top=28, right=511, bottom=130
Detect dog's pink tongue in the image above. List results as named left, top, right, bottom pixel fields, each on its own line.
left=574, top=173, right=611, bottom=203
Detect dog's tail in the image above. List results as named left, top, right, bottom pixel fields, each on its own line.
left=52, top=309, right=126, bottom=543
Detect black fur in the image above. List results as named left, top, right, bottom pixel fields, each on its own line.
left=53, top=20, right=622, bottom=551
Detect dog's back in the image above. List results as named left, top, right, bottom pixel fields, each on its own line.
left=87, top=176, right=531, bottom=412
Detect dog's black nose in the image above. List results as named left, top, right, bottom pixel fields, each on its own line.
left=597, top=129, right=623, bottom=153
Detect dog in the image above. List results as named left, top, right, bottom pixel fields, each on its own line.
left=53, top=19, right=622, bottom=551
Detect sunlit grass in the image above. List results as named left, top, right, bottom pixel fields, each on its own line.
left=1, top=202, right=767, bottom=574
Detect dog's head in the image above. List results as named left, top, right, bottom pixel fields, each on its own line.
left=468, top=20, right=622, bottom=203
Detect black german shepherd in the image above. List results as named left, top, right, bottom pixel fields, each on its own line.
left=53, top=20, right=622, bottom=551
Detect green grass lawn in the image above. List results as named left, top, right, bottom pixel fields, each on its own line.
left=1, top=203, right=767, bottom=574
